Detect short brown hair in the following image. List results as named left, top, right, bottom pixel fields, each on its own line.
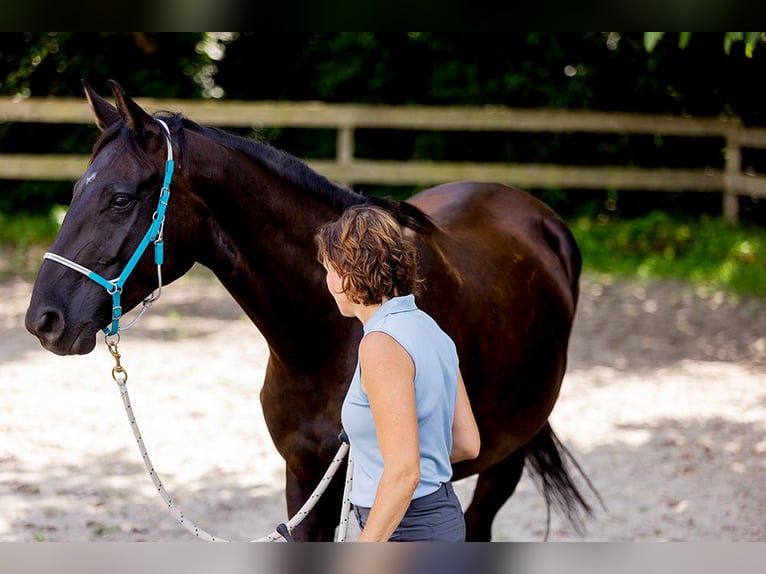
left=315, top=204, right=423, bottom=305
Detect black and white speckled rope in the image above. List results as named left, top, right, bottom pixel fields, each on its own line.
left=107, top=336, right=354, bottom=542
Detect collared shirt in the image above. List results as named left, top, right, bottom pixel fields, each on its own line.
left=341, top=294, right=459, bottom=507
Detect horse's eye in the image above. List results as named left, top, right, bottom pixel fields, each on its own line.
left=110, top=194, right=135, bottom=210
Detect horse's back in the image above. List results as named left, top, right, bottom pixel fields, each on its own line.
left=409, top=181, right=580, bottom=316
left=407, top=182, right=581, bottom=459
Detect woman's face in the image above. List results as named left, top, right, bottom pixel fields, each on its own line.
left=323, top=262, right=355, bottom=317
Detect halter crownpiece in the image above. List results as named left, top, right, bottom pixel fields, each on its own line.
left=43, top=118, right=175, bottom=336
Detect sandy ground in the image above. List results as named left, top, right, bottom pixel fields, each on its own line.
left=1, top=265, right=765, bottom=542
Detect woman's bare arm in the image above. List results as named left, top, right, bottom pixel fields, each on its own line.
left=357, top=331, right=421, bottom=542
left=450, top=371, right=481, bottom=462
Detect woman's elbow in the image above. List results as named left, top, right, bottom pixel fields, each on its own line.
left=399, top=468, right=421, bottom=496
left=451, top=437, right=481, bottom=463
left=408, top=469, right=421, bottom=492
left=388, top=465, right=421, bottom=492
left=466, top=437, right=481, bottom=460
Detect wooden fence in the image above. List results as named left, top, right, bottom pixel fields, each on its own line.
left=3, top=97, right=766, bottom=222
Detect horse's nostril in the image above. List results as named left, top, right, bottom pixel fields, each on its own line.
left=34, top=309, right=65, bottom=341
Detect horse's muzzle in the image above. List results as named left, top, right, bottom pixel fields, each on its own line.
left=25, top=305, right=96, bottom=355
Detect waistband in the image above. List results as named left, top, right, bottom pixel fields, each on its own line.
left=353, top=481, right=454, bottom=513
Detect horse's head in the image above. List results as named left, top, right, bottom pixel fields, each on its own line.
left=26, top=80, right=196, bottom=355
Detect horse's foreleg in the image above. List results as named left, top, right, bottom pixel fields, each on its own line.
left=463, top=449, right=526, bottom=541
left=285, top=466, right=343, bottom=541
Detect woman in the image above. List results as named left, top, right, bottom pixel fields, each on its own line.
left=315, top=204, right=481, bottom=542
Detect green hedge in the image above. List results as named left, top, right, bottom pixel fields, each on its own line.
left=572, top=211, right=766, bottom=297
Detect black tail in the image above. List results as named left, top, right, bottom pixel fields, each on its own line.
left=525, top=422, right=604, bottom=539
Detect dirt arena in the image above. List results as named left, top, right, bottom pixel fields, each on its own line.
left=1, top=266, right=765, bottom=541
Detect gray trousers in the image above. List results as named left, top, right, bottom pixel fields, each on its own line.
left=353, top=482, right=466, bottom=542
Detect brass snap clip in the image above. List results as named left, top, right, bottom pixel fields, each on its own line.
left=105, top=333, right=128, bottom=384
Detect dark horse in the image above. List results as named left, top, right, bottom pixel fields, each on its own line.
left=26, top=80, right=596, bottom=541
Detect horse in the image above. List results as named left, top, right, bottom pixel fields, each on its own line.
left=25, top=80, right=596, bottom=541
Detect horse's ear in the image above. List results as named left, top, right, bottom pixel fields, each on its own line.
left=107, top=79, right=155, bottom=138
left=82, top=79, right=120, bottom=132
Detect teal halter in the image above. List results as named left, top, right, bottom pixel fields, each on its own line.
left=43, top=118, right=175, bottom=336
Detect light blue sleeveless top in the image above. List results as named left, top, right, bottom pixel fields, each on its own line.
left=341, top=294, right=459, bottom=507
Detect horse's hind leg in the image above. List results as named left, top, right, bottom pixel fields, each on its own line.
left=463, top=449, right=526, bottom=541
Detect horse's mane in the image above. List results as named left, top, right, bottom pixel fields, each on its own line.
left=169, top=113, right=440, bottom=237
left=175, top=115, right=360, bottom=210
left=176, top=113, right=457, bottom=279
left=91, top=119, right=154, bottom=172
left=92, top=112, right=445, bottom=258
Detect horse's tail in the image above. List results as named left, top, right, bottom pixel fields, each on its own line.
left=366, top=196, right=462, bottom=284
left=525, top=422, right=604, bottom=539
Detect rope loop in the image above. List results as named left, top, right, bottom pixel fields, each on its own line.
left=105, top=334, right=354, bottom=542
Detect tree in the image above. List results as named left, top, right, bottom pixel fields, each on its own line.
left=0, top=33, right=212, bottom=213
left=644, top=32, right=764, bottom=58
left=0, top=32, right=209, bottom=98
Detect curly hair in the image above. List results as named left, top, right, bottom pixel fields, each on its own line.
left=315, top=204, right=423, bottom=305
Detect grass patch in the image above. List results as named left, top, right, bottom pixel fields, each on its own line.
left=571, top=211, right=766, bottom=298
left=0, top=209, right=63, bottom=280
left=0, top=209, right=62, bottom=246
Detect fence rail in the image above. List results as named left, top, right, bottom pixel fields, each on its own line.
left=3, top=97, right=766, bottom=222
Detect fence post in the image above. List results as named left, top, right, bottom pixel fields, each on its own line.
left=336, top=126, right=354, bottom=187
left=723, top=122, right=741, bottom=224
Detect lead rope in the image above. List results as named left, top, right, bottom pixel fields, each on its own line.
left=106, top=335, right=354, bottom=542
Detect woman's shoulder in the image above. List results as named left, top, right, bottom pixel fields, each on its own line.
left=360, top=329, right=407, bottom=357
left=358, top=330, right=416, bottom=393
left=360, top=327, right=417, bottom=368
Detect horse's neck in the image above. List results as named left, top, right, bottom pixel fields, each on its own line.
left=187, top=135, right=359, bottom=368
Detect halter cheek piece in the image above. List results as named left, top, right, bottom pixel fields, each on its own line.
left=43, top=119, right=175, bottom=337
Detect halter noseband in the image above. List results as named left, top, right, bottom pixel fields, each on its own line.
left=43, top=118, right=175, bottom=336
